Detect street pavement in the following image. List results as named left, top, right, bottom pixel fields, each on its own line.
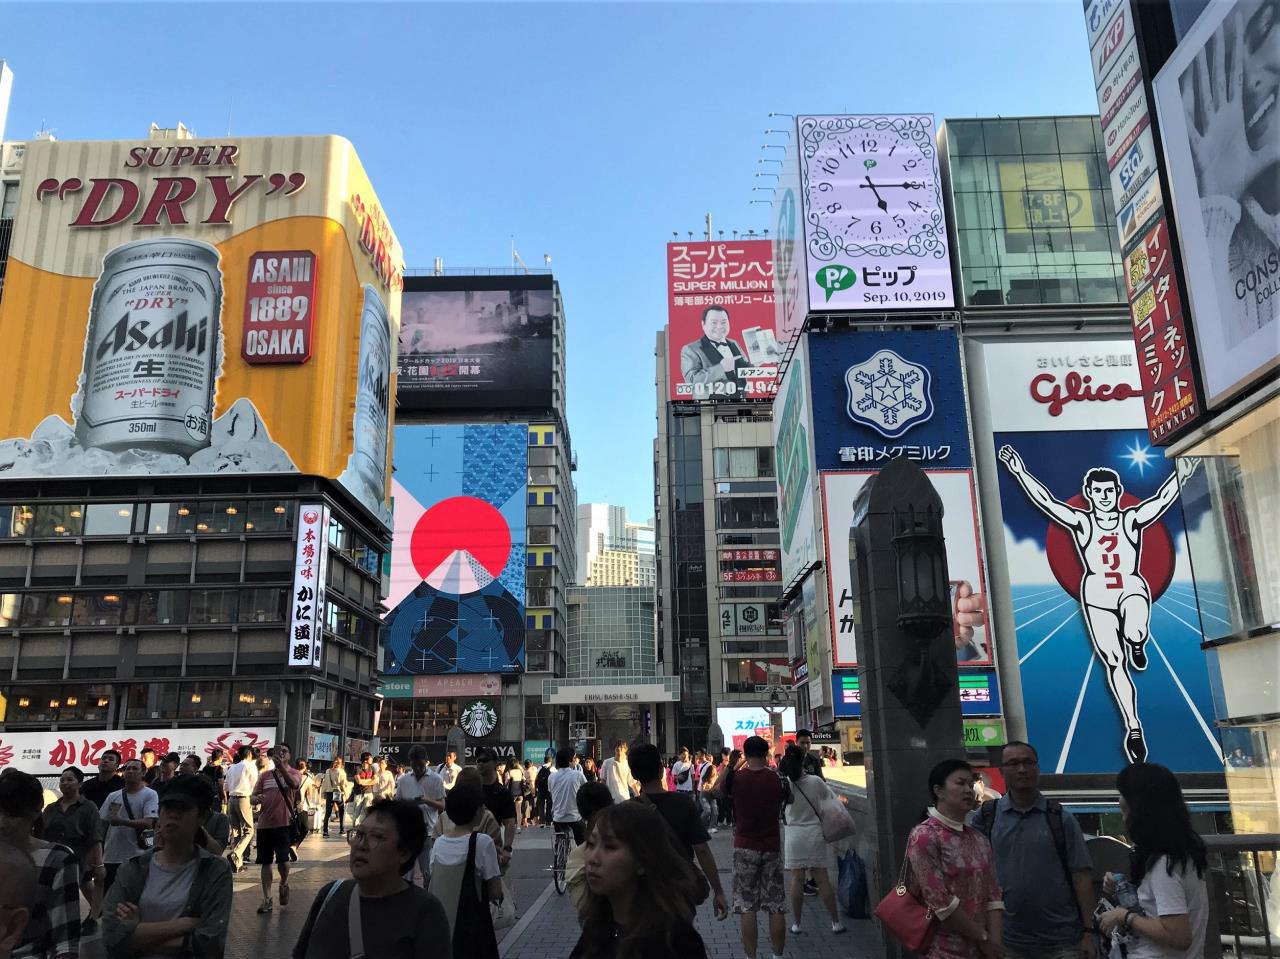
left=78, top=824, right=877, bottom=958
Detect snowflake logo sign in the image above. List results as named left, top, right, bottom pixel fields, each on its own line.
left=844, top=349, right=935, bottom=439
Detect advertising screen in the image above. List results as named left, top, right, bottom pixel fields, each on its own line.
left=796, top=114, right=954, bottom=311
left=823, top=470, right=992, bottom=668
left=383, top=424, right=527, bottom=674
left=1153, top=0, right=1280, bottom=407
left=715, top=705, right=797, bottom=752
left=829, top=671, right=1001, bottom=718
left=773, top=338, right=819, bottom=586
left=667, top=240, right=777, bottom=402
left=397, top=279, right=555, bottom=411
left=980, top=339, right=1223, bottom=774
left=0, top=136, right=402, bottom=526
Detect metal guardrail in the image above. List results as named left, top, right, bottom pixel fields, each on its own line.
left=1206, top=834, right=1279, bottom=958
left=402, top=266, right=553, bottom=277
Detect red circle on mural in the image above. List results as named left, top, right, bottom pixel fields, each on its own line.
left=1044, top=493, right=1175, bottom=601
left=410, top=496, right=511, bottom=586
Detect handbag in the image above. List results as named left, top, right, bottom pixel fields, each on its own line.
left=874, top=849, right=938, bottom=954
left=272, top=768, right=306, bottom=846
left=491, top=876, right=517, bottom=931
left=120, top=791, right=154, bottom=850
left=794, top=776, right=855, bottom=843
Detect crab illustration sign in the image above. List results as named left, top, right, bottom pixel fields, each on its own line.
left=460, top=699, right=499, bottom=739
left=844, top=349, right=935, bottom=439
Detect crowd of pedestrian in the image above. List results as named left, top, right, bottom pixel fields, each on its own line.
left=0, top=730, right=1219, bottom=959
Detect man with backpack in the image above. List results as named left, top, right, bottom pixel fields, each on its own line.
left=968, top=741, right=1098, bottom=959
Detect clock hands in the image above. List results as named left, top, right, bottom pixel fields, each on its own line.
left=863, top=176, right=888, bottom=213
left=858, top=179, right=926, bottom=190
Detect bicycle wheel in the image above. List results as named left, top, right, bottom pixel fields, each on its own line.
left=553, top=831, right=569, bottom=895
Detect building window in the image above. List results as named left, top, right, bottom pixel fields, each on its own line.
left=231, top=681, right=279, bottom=719
left=188, top=589, right=238, bottom=624
left=245, top=500, right=293, bottom=533
left=179, top=681, right=230, bottom=720
left=239, top=588, right=285, bottom=623
left=31, top=505, right=84, bottom=538
left=72, top=593, right=125, bottom=627
left=125, top=683, right=181, bottom=722
left=21, top=593, right=73, bottom=628
left=83, top=504, right=134, bottom=537
left=717, top=496, right=778, bottom=530
left=131, top=590, right=189, bottom=626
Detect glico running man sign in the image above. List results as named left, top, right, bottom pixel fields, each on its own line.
left=0, top=136, right=403, bottom=526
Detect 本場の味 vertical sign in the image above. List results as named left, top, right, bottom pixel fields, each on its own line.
left=288, top=503, right=330, bottom=668
left=241, top=251, right=317, bottom=364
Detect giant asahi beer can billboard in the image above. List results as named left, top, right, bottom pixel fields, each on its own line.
left=0, top=136, right=403, bottom=526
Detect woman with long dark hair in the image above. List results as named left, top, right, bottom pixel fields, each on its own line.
left=1097, top=763, right=1208, bottom=958
left=570, top=802, right=708, bottom=959
left=778, top=744, right=846, bottom=936
left=904, top=759, right=1004, bottom=959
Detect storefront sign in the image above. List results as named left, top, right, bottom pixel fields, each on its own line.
left=0, top=726, right=274, bottom=776
left=721, top=603, right=768, bottom=637
left=287, top=504, right=329, bottom=668
left=383, top=741, right=521, bottom=766
left=379, top=675, right=502, bottom=699
left=306, top=731, right=339, bottom=761
left=459, top=699, right=499, bottom=738
left=544, top=683, right=679, bottom=705
left=963, top=718, right=1007, bottom=749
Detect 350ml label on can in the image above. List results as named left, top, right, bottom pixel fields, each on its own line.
left=77, top=239, right=223, bottom=457
left=241, top=250, right=317, bottom=364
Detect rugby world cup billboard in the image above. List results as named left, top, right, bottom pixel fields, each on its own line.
left=0, top=136, right=403, bottom=525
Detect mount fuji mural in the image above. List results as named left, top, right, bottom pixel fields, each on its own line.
left=383, top=424, right=527, bottom=674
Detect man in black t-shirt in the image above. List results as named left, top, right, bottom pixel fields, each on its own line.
left=629, top=743, right=728, bottom=921
left=474, top=748, right=516, bottom=872
left=82, top=749, right=125, bottom=808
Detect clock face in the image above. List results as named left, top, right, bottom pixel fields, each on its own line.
left=802, top=116, right=943, bottom=253
left=796, top=115, right=955, bottom=312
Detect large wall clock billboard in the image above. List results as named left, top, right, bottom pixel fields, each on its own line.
left=792, top=114, right=956, bottom=313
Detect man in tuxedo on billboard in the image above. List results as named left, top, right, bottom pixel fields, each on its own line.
left=680, top=306, right=748, bottom=397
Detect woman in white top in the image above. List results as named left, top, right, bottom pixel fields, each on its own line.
left=779, top=744, right=846, bottom=937
left=429, top=783, right=502, bottom=959
left=1098, top=763, right=1208, bottom=959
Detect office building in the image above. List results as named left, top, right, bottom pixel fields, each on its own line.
left=380, top=273, right=577, bottom=763
left=576, top=503, right=655, bottom=587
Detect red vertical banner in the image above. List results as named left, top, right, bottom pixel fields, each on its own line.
left=1124, top=219, right=1201, bottom=442
left=667, top=240, right=776, bottom=401
left=241, top=250, right=317, bottom=364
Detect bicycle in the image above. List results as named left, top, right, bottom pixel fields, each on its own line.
left=552, top=826, right=571, bottom=895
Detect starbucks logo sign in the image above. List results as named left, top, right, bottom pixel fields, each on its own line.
left=460, top=700, right=498, bottom=738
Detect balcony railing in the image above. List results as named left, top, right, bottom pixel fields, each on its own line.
left=1206, top=833, right=1279, bottom=958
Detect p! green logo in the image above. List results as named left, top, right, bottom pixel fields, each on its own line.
left=816, top=265, right=856, bottom=302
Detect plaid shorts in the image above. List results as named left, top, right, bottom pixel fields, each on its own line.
left=732, top=847, right=786, bottom=914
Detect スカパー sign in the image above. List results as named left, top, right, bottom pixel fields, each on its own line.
left=0, top=136, right=402, bottom=527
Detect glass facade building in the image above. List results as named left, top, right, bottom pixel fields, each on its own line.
left=940, top=116, right=1125, bottom=308
left=566, top=586, right=656, bottom=680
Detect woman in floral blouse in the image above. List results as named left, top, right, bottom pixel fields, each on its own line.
left=904, top=759, right=1005, bottom=959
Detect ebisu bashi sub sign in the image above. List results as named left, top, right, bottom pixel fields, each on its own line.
left=0, top=135, right=403, bottom=527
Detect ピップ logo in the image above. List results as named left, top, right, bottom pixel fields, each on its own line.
left=844, top=349, right=934, bottom=439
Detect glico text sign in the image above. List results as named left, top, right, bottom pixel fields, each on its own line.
left=0, top=136, right=403, bottom=525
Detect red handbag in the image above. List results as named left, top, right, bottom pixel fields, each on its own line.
left=874, top=852, right=938, bottom=953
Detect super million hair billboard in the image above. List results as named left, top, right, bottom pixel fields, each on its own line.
left=0, top=135, right=403, bottom=525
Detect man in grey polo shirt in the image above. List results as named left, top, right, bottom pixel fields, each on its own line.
left=969, top=741, right=1098, bottom=959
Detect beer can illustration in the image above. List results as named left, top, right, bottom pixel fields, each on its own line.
left=75, top=238, right=223, bottom=457
left=347, top=283, right=392, bottom=507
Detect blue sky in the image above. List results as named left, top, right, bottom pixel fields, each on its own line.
left=1, top=1, right=1101, bottom=520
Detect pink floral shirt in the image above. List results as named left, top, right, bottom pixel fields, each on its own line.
left=905, top=810, right=1004, bottom=959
